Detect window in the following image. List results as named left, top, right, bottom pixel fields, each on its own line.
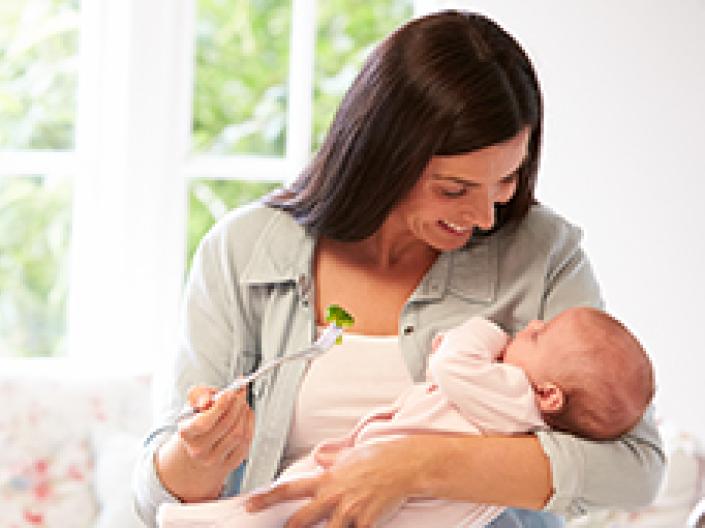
left=0, top=0, right=79, bottom=358
left=1, top=0, right=413, bottom=364
left=187, top=0, right=412, bottom=271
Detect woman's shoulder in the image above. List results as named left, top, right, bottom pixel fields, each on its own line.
left=205, top=202, right=299, bottom=245
left=502, top=203, right=583, bottom=254
left=198, top=202, right=306, bottom=270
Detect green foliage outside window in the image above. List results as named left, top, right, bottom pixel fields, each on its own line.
left=0, top=0, right=79, bottom=150
left=186, top=179, right=280, bottom=271
left=193, top=0, right=291, bottom=155
left=2, top=0, right=412, bottom=357
left=313, top=0, right=412, bottom=150
left=0, top=177, right=71, bottom=357
left=189, top=0, right=413, bottom=271
left=0, top=0, right=77, bottom=357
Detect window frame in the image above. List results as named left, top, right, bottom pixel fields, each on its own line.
left=70, top=0, right=317, bottom=368
left=1, top=0, right=420, bottom=367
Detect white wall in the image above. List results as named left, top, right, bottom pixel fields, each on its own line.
left=418, top=1, right=705, bottom=440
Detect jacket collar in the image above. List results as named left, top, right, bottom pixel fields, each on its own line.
left=240, top=210, right=314, bottom=285
left=240, top=208, right=497, bottom=304
left=410, top=237, right=497, bottom=304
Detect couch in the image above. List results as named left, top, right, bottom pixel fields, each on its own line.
left=0, top=360, right=151, bottom=528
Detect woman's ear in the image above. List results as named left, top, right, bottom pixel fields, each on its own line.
left=535, top=382, right=565, bottom=413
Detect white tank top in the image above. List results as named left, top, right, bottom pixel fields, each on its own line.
left=282, top=331, right=414, bottom=468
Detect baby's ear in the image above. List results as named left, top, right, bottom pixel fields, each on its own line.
left=535, top=382, right=565, bottom=414
left=431, top=332, right=445, bottom=353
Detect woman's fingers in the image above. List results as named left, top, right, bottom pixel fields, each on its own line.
left=179, top=389, right=234, bottom=438
left=324, top=499, right=359, bottom=528
left=211, top=400, right=252, bottom=461
left=352, top=498, right=391, bottom=528
left=178, top=386, right=252, bottom=467
left=246, top=477, right=318, bottom=512
left=285, top=493, right=338, bottom=528
left=224, top=399, right=254, bottom=463
left=187, top=384, right=217, bottom=411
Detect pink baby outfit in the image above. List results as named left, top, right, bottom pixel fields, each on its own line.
left=158, top=317, right=546, bottom=528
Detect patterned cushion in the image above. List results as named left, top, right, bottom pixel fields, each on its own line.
left=0, top=362, right=151, bottom=528
left=567, top=420, right=705, bottom=528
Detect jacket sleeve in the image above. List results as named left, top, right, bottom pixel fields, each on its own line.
left=428, top=318, right=544, bottom=433
left=536, top=229, right=665, bottom=517
left=132, top=222, right=255, bottom=526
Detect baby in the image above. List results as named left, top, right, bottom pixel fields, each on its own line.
left=158, top=306, right=655, bottom=528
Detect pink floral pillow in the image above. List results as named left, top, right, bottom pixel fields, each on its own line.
left=0, top=371, right=151, bottom=528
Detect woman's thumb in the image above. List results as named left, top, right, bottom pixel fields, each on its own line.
left=187, top=385, right=217, bottom=411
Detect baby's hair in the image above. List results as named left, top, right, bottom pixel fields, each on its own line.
left=542, top=308, right=655, bottom=440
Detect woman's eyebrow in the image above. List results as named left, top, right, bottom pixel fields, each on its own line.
left=431, top=174, right=477, bottom=186
left=432, top=172, right=518, bottom=186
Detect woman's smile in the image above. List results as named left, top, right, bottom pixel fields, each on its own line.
left=438, top=219, right=472, bottom=236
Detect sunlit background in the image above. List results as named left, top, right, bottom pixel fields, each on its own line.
left=2, top=0, right=705, bottom=433
left=2, top=1, right=705, bottom=526
left=2, top=0, right=705, bottom=430
left=0, top=0, right=412, bottom=360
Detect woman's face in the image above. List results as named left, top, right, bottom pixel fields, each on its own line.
left=395, top=127, right=530, bottom=252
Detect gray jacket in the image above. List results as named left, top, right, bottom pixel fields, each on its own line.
left=134, top=203, right=664, bottom=526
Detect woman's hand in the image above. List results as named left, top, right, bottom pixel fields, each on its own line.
left=246, top=439, right=424, bottom=528
left=155, top=384, right=254, bottom=502
left=179, top=385, right=253, bottom=467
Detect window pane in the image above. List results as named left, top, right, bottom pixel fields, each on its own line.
left=187, top=179, right=280, bottom=270
left=313, top=0, right=412, bottom=151
left=0, top=176, right=72, bottom=358
left=193, top=0, right=291, bottom=156
left=0, top=0, right=79, bottom=150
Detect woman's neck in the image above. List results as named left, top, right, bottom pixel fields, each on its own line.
left=325, top=217, right=437, bottom=271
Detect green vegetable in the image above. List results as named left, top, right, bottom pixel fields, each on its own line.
left=325, top=304, right=355, bottom=344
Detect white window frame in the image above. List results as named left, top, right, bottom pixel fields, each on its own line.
left=3, top=0, right=420, bottom=369
left=68, top=0, right=320, bottom=370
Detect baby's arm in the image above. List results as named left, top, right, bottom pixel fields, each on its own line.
left=429, top=317, right=543, bottom=433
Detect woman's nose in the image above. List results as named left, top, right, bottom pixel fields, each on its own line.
left=475, top=203, right=495, bottom=230
left=462, top=199, right=495, bottom=231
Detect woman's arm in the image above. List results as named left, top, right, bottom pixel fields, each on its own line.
left=536, top=224, right=665, bottom=515
left=536, top=409, right=664, bottom=515
left=246, top=399, right=663, bottom=528
left=133, top=219, right=257, bottom=526
left=410, top=434, right=552, bottom=508
left=246, top=216, right=665, bottom=526
left=154, top=386, right=253, bottom=502
left=246, top=434, right=551, bottom=528
left=419, top=409, right=664, bottom=515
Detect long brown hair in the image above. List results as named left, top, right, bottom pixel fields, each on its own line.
left=265, top=10, right=543, bottom=241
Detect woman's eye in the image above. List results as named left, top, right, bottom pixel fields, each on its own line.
left=440, top=188, right=466, bottom=198
left=501, top=174, right=518, bottom=185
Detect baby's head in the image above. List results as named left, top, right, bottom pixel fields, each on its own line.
left=503, top=307, right=654, bottom=440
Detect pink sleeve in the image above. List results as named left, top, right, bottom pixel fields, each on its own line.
left=428, top=317, right=544, bottom=433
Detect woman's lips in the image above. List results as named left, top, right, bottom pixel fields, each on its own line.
left=438, top=219, right=471, bottom=236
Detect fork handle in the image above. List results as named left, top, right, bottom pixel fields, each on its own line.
left=143, top=324, right=343, bottom=447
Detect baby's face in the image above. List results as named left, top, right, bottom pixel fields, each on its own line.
left=502, top=312, right=576, bottom=384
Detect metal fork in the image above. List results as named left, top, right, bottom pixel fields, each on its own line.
left=143, top=323, right=343, bottom=447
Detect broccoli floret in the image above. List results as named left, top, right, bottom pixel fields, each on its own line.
left=325, top=304, right=355, bottom=344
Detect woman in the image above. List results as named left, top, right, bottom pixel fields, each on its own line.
left=134, top=11, right=664, bottom=528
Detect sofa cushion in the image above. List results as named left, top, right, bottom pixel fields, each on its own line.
left=0, top=360, right=151, bottom=528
